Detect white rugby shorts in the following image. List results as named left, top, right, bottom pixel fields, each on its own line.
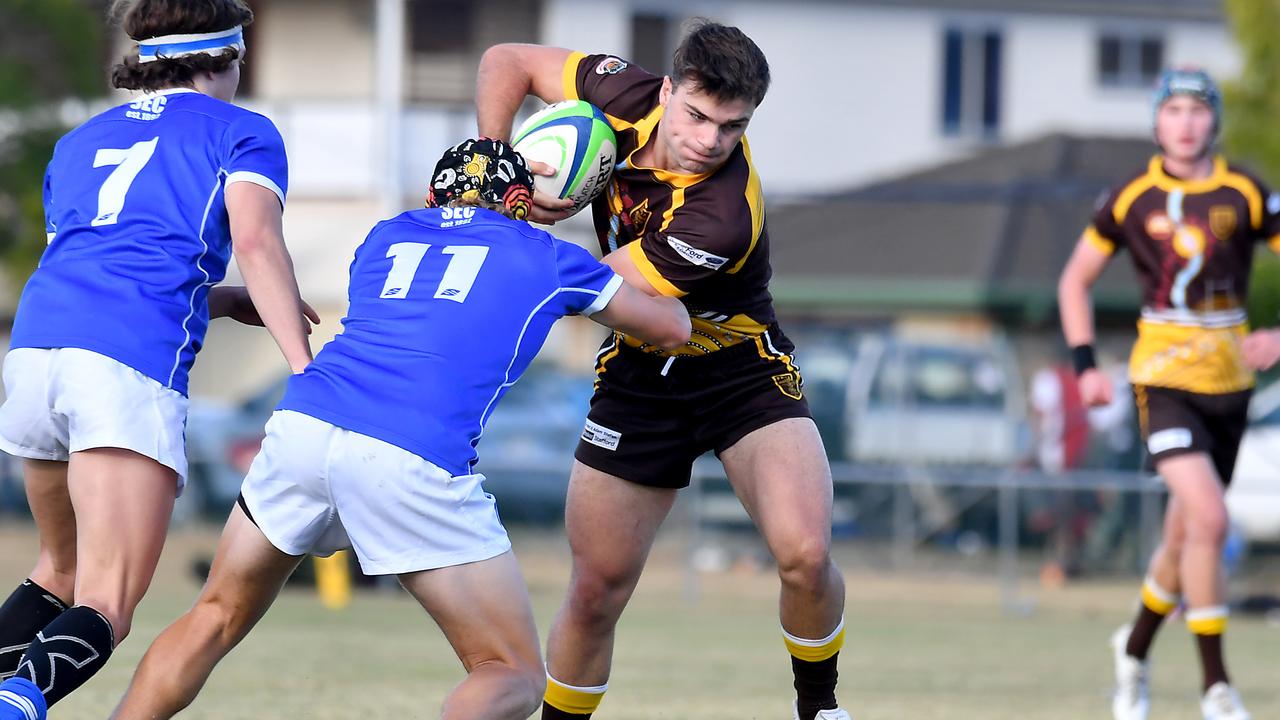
left=0, top=347, right=189, bottom=488
left=239, top=410, right=511, bottom=575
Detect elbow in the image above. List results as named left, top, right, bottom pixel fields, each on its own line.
left=479, top=44, right=519, bottom=74
left=1057, top=268, right=1081, bottom=303
left=232, top=230, right=283, bottom=265
left=233, top=232, right=268, bottom=259
left=655, top=317, right=692, bottom=352
left=1058, top=280, right=1086, bottom=310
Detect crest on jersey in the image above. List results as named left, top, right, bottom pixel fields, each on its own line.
left=628, top=198, right=652, bottom=235
left=1145, top=212, right=1175, bottom=241
left=772, top=372, right=803, bottom=400
left=1210, top=205, right=1237, bottom=241
left=595, top=57, right=628, bottom=75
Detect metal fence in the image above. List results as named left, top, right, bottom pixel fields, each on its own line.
left=686, top=462, right=1168, bottom=614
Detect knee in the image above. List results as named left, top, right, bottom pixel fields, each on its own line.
left=188, top=593, right=252, bottom=648
left=565, top=564, right=640, bottom=626
left=466, top=656, right=545, bottom=717
left=510, top=662, right=547, bottom=717
left=775, top=536, right=834, bottom=592
left=1185, top=507, right=1228, bottom=546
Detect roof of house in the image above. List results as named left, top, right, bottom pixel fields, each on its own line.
left=766, top=134, right=1162, bottom=322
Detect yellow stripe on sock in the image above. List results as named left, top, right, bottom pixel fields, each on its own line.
left=783, top=625, right=846, bottom=663
left=1186, top=608, right=1228, bottom=636
left=544, top=677, right=606, bottom=715
left=1140, top=579, right=1178, bottom=615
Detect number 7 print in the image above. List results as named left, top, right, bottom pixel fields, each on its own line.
left=91, top=137, right=159, bottom=227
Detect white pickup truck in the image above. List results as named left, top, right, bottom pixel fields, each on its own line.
left=1227, top=381, right=1280, bottom=543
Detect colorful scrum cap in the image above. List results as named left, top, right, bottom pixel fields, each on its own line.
left=426, top=138, right=535, bottom=221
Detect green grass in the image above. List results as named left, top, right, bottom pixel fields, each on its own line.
left=1, top=525, right=1277, bottom=719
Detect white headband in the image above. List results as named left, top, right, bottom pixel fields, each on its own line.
left=137, top=25, right=245, bottom=64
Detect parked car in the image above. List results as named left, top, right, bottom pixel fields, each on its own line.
left=185, top=377, right=288, bottom=518
left=844, top=332, right=1027, bottom=466
left=1227, top=380, right=1280, bottom=543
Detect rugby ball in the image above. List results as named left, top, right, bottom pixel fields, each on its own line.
left=512, top=100, right=616, bottom=213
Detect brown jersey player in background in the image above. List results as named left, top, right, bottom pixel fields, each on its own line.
left=476, top=20, right=850, bottom=720
left=1059, top=68, right=1280, bottom=720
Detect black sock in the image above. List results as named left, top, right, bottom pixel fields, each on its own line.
left=793, top=653, right=839, bottom=720
left=542, top=702, right=591, bottom=719
left=1124, top=605, right=1168, bottom=661
left=15, top=605, right=114, bottom=706
left=0, top=580, right=69, bottom=679
left=1194, top=633, right=1229, bottom=691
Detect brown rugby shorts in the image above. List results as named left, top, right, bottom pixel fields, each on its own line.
left=1134, top=384, right=1251, bottom=485
left=574, top=326, right=813, bottom=488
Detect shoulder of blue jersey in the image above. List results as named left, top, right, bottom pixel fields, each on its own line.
left=386, top=207, right=555, bottom=244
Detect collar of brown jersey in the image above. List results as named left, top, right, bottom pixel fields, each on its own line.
left=1147, top=154, right=1229, bottom=194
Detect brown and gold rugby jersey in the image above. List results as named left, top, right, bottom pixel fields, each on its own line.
left=562, top=52, right=773, bottom=356
left=1086, top=155, right=1280, bottom=394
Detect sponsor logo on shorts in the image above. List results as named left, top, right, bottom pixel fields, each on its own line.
left=666, top=235, right=728, bottom=269
left=595, top=57, right=629, bottom=75
left=1147, top=427, right=1193, bottom=455
left=581, top=419, right=622, bottom=451
left=772, top=371, right=804, bottom=400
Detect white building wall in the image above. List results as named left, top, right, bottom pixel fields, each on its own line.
left=726, top=4, right=960, bottom=196
left=540, top=0, right=631, bottom=56
left=246, top=1, right=1239, bottom=202
left=253, top=0, right=377, bottom=100
left=1003, top=15, right=1238, bottom=142
left=530, top=1, right=1239, bottom=196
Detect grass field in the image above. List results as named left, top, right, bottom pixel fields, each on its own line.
left=1, top=523, right=1277, bottom=720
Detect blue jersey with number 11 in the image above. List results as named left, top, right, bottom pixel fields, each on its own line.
left=279, top=207, right=622, bottom=476
left=9, top=88, right=289, bottom=395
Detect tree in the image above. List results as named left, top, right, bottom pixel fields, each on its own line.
left=1222, top=0, right=1280, bottom=184
left=0, top=0, right=106, bottom=291
left=1223, top=0, right=1280, bottom=333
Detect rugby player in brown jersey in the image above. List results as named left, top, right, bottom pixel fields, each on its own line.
left=476, top=21, right=849, bottom=720
left=1059, top=68, right=1280, bottom=720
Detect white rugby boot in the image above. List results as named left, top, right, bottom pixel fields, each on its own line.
left=1110, top=625, right=1150, bottom=720
left=792, top=702, right=851, bottom=720
left=1200, top=682, right=1250, bottom=720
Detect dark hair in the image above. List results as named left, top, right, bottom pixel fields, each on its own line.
left=109, top=0, right=253, bottom=92
left=671, top=19, right=770, bottom=106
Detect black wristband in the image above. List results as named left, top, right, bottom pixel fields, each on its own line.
left=1070, top=344, right=1097, bottom=376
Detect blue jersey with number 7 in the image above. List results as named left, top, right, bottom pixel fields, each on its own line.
left=9, top=88, right=289, bottom=396
left=278, top=207, right=622, bottom=476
